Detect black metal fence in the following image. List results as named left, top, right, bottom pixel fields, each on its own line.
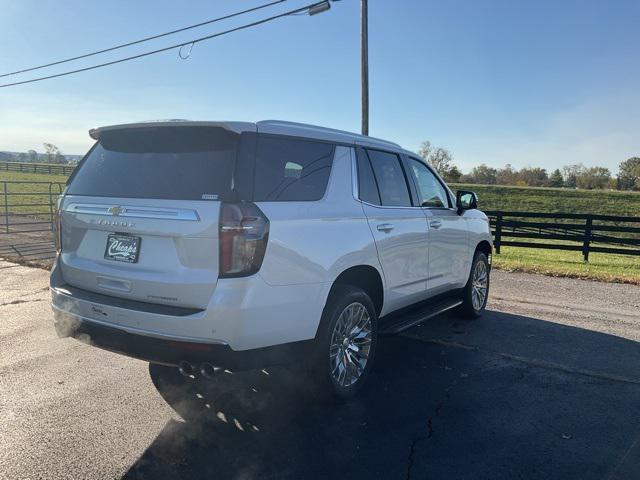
left=0, top=161, right=75, bottom=176
left=0, top=180, right=66, bottom=260
left=486, top=211, right=640, bottom=261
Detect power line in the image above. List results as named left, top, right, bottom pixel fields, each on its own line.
left=0, top=0, right=287, bottom=79
left=0, top=1, right=328, bottom=88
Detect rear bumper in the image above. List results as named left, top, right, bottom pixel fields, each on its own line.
left=50, top=256, right=326, bottom=368
left=52, top=308, right=313, bottom=369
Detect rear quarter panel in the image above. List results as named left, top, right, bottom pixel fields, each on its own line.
left=256, top=146, right=384, bottom=287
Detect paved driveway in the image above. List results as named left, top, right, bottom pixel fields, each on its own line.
left=1, top=260, right=639, bottom=479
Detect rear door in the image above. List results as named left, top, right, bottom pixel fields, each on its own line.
left=59, top=126, right=243, bottom=309
left=404, top=157, right=470, bottom=292
left=356, top=148, right=430, bottom=312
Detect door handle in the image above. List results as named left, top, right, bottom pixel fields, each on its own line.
left=377, top=223, right=394, bottom=233
left=430, top=220, right=442, bottom=229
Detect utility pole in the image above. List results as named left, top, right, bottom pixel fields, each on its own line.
left=361, top=0, right=369, bottom=136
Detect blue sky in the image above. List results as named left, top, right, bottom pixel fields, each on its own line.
left=1, top=0, right=638, bottom=173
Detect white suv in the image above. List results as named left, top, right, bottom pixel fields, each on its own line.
left=51, top=120, right=492, bottom=398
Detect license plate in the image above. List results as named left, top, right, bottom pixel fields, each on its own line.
left=104, top=234, right=141, bottom=263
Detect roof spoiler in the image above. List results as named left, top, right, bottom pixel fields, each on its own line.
left=89, top=120, right=256, bottom=140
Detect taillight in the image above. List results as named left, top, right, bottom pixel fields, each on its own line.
left=219, top=202, right=269, bottom=278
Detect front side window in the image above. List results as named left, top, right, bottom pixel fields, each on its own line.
left=408, top=158, right=450, bottom=208
left=366, top=149, right=412, bottom=206
left=253, top=136, right=334, bottom=201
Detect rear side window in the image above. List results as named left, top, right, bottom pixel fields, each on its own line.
left=366, top=149, right=412, bottom=206
left=356, top=148, right=381, bottom=205
left=67, top=127, right=238, bottom=200
left=253, top=136, right=334, bottom=201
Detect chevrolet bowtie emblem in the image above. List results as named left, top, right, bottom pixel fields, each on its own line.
left=108, top=206, right=126, bottom=216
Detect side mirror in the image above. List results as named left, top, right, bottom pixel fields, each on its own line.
left=456, top=190, right=478, bottom=215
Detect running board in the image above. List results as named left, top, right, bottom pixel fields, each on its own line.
left=379, top=298, right=462, bottom=334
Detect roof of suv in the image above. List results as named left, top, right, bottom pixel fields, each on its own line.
left=89, top=119, right=411, bottom=155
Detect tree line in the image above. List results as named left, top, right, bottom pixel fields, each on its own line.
left=1, top=143, right=71, bottom=164
left=419, top=141, right=640, bottom=191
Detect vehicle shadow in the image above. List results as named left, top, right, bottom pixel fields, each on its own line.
left=123, top=309, right=640, bottom=480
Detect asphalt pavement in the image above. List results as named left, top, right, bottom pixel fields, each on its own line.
left=1, top=259, right=639, bottom=479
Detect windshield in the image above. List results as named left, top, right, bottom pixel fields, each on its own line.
left=67, top=126, right=238, bottom=200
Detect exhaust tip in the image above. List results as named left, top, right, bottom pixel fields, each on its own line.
left=178, top=360, right=196, bottom=377
left=200, top=363, right=222, bottom=379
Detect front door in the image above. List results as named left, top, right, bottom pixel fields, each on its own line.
left=357, top=148, right=430, bottom=312
left=405, top=157, right=470, bottom=294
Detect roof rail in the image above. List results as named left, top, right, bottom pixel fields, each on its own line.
left=257, top=120, right=402, bottom=150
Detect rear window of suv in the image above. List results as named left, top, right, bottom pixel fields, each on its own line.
left=67, top=126, right=238, bottom=200
left=253, top=136, right=334, bottom=201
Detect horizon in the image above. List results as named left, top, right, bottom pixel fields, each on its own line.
left=1, top=0, right=638, bottom=172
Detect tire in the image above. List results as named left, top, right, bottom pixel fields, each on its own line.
left=459, top=251, right=490, bottom=319
left=309, top=285, right=378, bottom=400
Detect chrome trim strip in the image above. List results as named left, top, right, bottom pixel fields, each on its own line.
left=357, top=198, right=425, bottom=211
left=351, top=147, right=455, bottom=212
left=65, top=203, right=200, bottom=221
left=350, top=147, right=360, bottom=201
left=357, top=197, right=458, bottom=212
left=51, top=303, right=228, bottom=345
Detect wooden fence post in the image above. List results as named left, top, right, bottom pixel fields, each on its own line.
left=495, top=213, right=502, bottom=254
left=583, top=216, right=593, bottom=262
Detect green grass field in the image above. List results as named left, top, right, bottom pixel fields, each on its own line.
left=0, top=170, right=68, bottom=184
left=0, top=171, right=67, bottom=216
left=451, top=183, right=640, bottom=217
left=492, top=246, right=640, bottom=285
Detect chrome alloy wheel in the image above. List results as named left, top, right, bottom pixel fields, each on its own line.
left=329, top=302, right=372, bottom=388
left=471, top=260, right=488, bottom=311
